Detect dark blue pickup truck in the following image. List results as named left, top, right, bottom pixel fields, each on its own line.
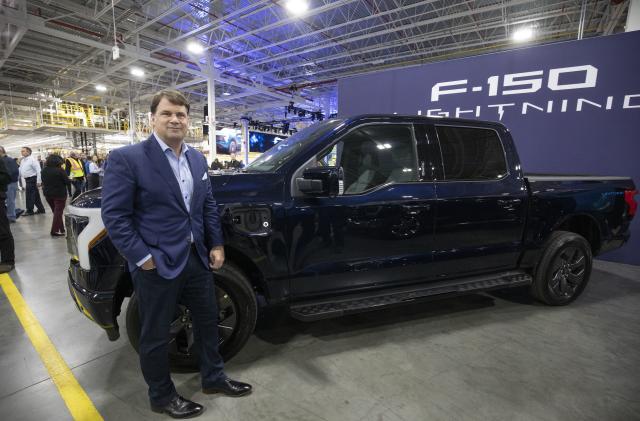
left=65, top=115, right=637, bottom=366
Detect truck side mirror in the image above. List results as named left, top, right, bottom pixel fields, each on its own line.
left=296, top=167, right=341, bottom=197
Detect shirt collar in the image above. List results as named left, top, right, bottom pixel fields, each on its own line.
left=154, top=132, right=188, bottom=157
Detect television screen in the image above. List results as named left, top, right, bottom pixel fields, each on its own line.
left=249, top=131, right=287, bottom=153
left=215, top=128, right=241, bottom=155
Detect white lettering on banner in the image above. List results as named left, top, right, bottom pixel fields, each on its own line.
left=502, top=71, right=544, bottom=95
left=486, top=103, right=516, bottom=121
left=455, top=106, right=481, bottom=118
left=623, top=94, right=640, bottom=108
left=430, top=65, right=599, bottom=102
left=425, top=94, right=640, bottom=121
left=431, top=80, right=468, bottom=101
left=548, top=65, right=598, bottom=91
left=522, top=103, right=545, bottom=114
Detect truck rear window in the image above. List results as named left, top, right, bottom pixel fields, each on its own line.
left=435, top=126, right=508, bottom=181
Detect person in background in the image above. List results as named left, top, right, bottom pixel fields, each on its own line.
left=41, top=154, right=70, bottom=237
left=87, top=155, right=102, bottom=190
left=82, top=153, right=91, bottom=189
left=98, top=158, right=106, bottom=187
left=0, top=147, right=24, bottom=222
left=19, top=146, right=46, bottom=216
left=0, top=156, right=15, bottom=273
left=65, top=151, right=85, bottom=200
left=210, top=158, right=223, bottom=170
left=14, top=158, right=23, bottom=192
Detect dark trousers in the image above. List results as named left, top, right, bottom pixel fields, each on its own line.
left=71, top=179, right=84, bottom=200
left=0, top=196, right=15, bottom=264
left=46, top=196, right=66, bottom=234
left=132, top=248, right=225, bottom=406
left=87, top=174, right=100, bottom=190
left=25, top=176, right=45, bottom=213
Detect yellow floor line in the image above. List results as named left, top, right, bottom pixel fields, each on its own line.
left=0, top=273, right=103, bottom=421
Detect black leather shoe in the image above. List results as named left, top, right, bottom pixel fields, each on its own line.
left=150, top=395, right=203, bottom=419
left=0, top=263, right=15, bottom=274
left=23, top=211, right=34, bottom=216
left=202, top=378, right=252, bottom=397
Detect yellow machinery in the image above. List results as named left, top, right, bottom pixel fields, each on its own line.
left=41, top=101, right=110, bottom=130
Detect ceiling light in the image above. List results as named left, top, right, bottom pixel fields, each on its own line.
left=95, top=84, right=107, bottom=92
left=187, top=41, right=205, bottom=54
left=285, top=0, right=309, bottom=15
left=130, top=67, right=145, bottom=77
left=222, top=92, right=231, bottom=96
left=512, top=27, right=534, bottom=42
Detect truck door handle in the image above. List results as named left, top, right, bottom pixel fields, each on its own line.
left=402, top=204, right=431, bottom=214
left=497, top=198, right=521, bottom=206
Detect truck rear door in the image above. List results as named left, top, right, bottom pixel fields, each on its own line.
left=427, top=123, right=528, bottom=278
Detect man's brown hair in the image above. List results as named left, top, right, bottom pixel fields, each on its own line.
left=150, top=90, right=190, bottom=115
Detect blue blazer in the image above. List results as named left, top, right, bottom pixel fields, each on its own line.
left=101, top=135, right=223, bottom=279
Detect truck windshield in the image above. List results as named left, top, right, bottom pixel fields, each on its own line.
left=246, top=119, right=344, bottom=172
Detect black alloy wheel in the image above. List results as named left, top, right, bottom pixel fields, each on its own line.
left=167, top=284, right=238, bottom=360
left=547, top=246, right=587, bottom=300
left=530, top=230, right=593, bottom=305
left=126, top=263, right=258, bottom=369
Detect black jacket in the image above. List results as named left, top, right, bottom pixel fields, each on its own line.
left=1, top=156, right=19, bottom=182
left=41, top=166, right=70, bottom=198
left=0, top=158, right=10, bottom=194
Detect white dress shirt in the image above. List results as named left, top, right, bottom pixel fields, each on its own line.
left=88, top=162, right=102, bottom=174
left=19, top=155, right=41, bottom=183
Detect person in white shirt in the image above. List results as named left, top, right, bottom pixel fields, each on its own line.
left=19, top=147, right=45, bottom=215
left=87, top=155, right=102, bottom=190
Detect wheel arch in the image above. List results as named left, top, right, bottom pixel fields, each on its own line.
left=554, top=213, right=602, bottom=254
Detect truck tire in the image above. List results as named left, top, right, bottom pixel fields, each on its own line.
left=126, top=262, right=257, bottom=369
left=530, top=231, right=593, bottom=305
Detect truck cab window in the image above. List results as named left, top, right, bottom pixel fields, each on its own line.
left=435, top=126, right=507, bottom=180
left=317, top=124, right=418, bottom=195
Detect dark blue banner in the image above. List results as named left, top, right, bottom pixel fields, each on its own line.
left=338, top=32, right=640, bottom=265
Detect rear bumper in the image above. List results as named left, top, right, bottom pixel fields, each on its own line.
left=67, top=259, right=120, bottom=340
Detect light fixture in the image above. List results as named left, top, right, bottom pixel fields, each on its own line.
left=285, top=0, right=309, bottom=15
left=512, top=27, right=534, bottom=42
left=130, top=67, right=145, bottom=77
left=96, top=84, right=107, bottom=92
left=222, top=91, right=231, bottom=96
left=187, top=40, right=205, bottom=54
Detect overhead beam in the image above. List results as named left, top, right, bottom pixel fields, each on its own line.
left=3, top=9, right=207, bottom=78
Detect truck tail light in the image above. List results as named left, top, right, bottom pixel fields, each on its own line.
left=625, top=189, right=638, bottom=218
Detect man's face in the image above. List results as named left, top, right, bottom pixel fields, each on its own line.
left=21, top=148, right=29, bottom=157
left=152, top=97, right=189, bottom=144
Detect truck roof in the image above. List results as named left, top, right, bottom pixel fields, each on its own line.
left=343, top=114, right=508, bottom=130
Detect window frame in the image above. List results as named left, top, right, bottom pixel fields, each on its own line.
left=291, top=121, right=425, bottom=197
left=432, top=124, right=510, bottom=183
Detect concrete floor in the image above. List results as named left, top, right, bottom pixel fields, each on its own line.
left=1, top=192, right=640, bottom=421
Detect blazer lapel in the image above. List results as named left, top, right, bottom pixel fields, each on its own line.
left=185, top=148, right=201, bottom=212
left=143, top=135, right=188, bottom=213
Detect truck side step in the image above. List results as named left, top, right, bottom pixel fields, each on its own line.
left=289, top=271, right=532, bottom=321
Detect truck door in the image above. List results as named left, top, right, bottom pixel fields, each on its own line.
left=287, top=122, right=438, bottom=298
left=428, top=124, right=527, bottom=278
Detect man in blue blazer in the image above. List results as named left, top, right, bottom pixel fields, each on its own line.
left=101, top=90, right=252, bottom=419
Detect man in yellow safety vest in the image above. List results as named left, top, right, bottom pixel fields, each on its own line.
left=65, top=151, right=85, bottom=200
